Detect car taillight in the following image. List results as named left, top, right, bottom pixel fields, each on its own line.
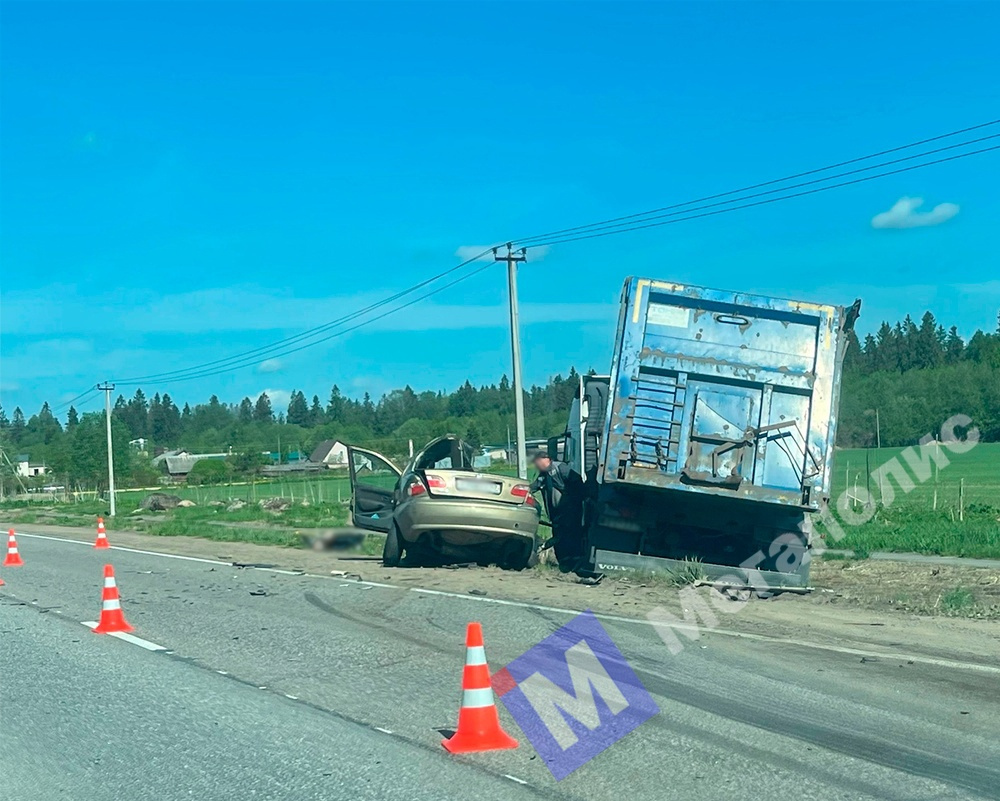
left=511, top=484, right=535, bottom=505
left=406, top=478, right=427, bottom=497
left=425, top=474, right=447, bottom=490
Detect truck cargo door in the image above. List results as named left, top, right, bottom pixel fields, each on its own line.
left=682, top=389, right=758, bottom=486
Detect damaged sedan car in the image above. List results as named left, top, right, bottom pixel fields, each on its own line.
left=346, top=435, right=540, bottom=569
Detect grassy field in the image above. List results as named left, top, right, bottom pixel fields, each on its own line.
left=3, top=445, right=996, bottom=560
left=831, top=442, right=999, bottom=507
left=826, top=442, right=1000, bottom=559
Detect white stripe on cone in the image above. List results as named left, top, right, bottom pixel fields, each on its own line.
left=462, top=687, right=495, bottom=709
left=465, top=646, right=487, bottom=666
left=102, top=599, right=122, bottom=611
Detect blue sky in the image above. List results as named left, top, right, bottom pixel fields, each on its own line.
left=2, top=1, right=998, bottom=420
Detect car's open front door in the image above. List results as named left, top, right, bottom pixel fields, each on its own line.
left=346, top=445, right=402, bottom=533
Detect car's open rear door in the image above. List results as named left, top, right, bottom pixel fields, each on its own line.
left=346, top=445, right=401, bottom=533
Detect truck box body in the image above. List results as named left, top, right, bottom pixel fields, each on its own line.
left=602, top=277, right=851, bottom=508
left=583, top=277, right=857, bottom=587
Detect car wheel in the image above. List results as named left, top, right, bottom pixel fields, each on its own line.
left=382, top=524, right=403, bottom=567
left=500, top=540, right=534, bottom=571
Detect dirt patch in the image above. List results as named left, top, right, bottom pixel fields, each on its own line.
left=811, top=558, right=1000, bottom=618
left=18, top=523, right=1000, bottom=667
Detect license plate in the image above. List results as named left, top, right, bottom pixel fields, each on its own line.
left=456, top=478, right=502, bottom=495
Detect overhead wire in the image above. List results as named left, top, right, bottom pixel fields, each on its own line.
left=50, top=387, right=100, bottom=415
left=111, top=247, right=496, bottom=384
left=516, top=134, right=999, bottom=246
left=99, top=119, right=1000, bottom=389
left=522, top=144, right=1000, bottom=248
left=129, top=259, right=498, bottom=387
left=512, top=118, right=1000, bottom=246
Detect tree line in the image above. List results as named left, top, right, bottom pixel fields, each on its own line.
left=1, top=309, right=997, bottom=490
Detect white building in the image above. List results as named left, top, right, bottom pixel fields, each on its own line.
left=308, top=440, right=349, bottom=468
left=16, top=460, right=48, bottom=478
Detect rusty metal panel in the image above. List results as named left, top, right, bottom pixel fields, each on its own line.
left=600, top=277, right=853, bottom=511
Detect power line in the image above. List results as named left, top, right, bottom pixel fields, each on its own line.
left=523, top=144, right=1000, bottom=248
left=512, top=118, right=1000, bottom=245
left=112, top=248, right=495, bottom=384
left=100, top=119, right=1000, bottom=390
left=50, top=387, right=100, bottom=416
left=517, top=134, right=999, bottom=246
left=129, top=260, right=498, bottom=387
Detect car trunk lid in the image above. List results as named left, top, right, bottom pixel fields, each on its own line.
left=420, top=470, right=531, bottom=505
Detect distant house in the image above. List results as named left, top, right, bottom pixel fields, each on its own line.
left=16, top=457, right=48, bottom=478
left=309, top=440, right=349, bottom=469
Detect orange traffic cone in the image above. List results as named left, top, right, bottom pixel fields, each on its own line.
left=3, top=529, right=24, bottom=567
left=93, top=564, right=134, bottom=634
left=442, top=622, right=518, bottom=753
left=94, top=517, right=110, bottom=549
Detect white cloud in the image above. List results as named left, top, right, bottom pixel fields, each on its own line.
left=257, top=358, right=283, bottom=373
left=871, top=197, right=959, bottom=229
left=455, top=244, right=550, bottom=262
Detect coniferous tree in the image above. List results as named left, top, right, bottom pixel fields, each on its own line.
left=326, top=385, right=344, bottom=423
left=253, top=392, right=274, bottom=423
left=944, top=326, right=964, bottom=363
left=309, top=395, right=323, bottom=425
left=286, top=391, right=309, bottom=426
left=238, top=397, right=254, bottom=423
left=10, top=407, right=25, bottom=444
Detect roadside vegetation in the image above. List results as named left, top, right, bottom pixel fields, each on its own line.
left=823, top=443, right=1000, bottom=559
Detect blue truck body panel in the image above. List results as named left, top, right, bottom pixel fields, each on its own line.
left=599, top=277, right=852, bottom=512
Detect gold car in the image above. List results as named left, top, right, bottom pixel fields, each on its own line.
left=347, top=435, right=540, bottom=569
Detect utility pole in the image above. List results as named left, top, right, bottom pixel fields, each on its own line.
left=496, top=243, right=528, bottom=479
left=97, top=382, right=117, bottom=517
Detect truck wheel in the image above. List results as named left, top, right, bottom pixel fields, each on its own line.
left=382, top=524, right=403, bottom=567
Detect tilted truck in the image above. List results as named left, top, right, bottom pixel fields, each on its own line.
left=552, top=277, right=860, bottom=588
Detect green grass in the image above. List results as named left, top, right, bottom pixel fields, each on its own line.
left=940, top=586, right=976, bottom=613
left=832, top=442, right=999, bottom=507
left=825, top=506, right=1000, bottom=560
left=115, top=474, right=356, bottom=506
left=824, top=442, right=1000, bottom=560
left=127, top=502, right=351, bottom=547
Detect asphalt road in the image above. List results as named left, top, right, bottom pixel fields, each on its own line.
left=2, top=531, right=998, bottom=800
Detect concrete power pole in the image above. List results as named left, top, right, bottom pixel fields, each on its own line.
left=495, top=244, right=528, bottom=480
left=97, top=382, right=117, bottom=517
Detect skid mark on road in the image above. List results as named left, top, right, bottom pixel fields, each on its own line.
left=18, top=531, right=1000, bottom=676
left=303, top=590, right=465, bottom=657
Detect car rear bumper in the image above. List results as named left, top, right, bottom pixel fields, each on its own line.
left=395, top=498, right=539, bottom=546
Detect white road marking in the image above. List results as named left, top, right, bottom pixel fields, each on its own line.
left=81, top=621, right=166, bottom=651
left=285, top=694, right=299, bottom=700
left=504, top=774, right=528, bottom=785
left=26, top=532, right=1000, bottom=676
left=19, top=533, right=229, bottom=566
left=375, top=726, right=393, bottom=734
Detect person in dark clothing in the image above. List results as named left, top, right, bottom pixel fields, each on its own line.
left=529, top=451, right=586, bottom=571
